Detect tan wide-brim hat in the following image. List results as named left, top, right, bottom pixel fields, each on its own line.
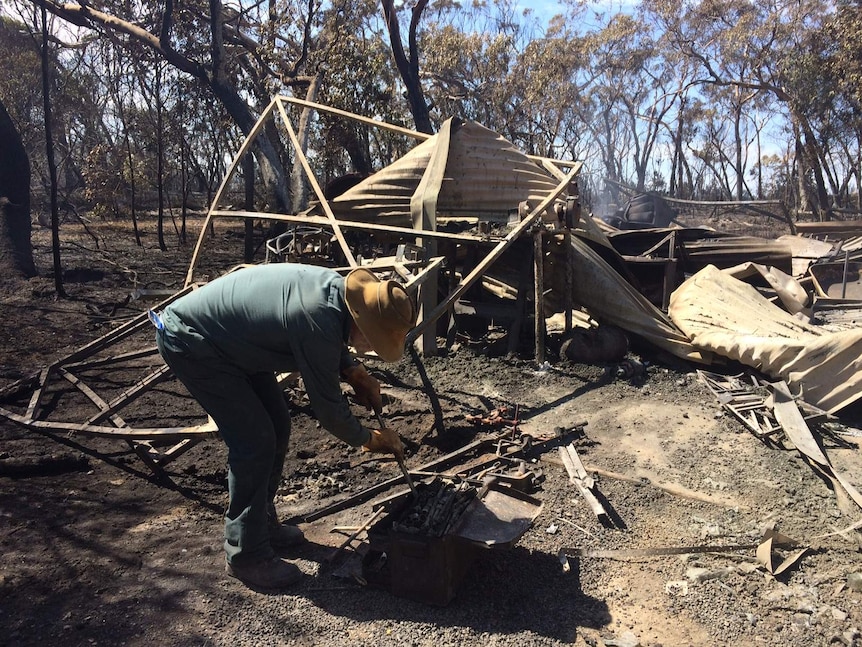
left=344, top=268, right=416, bottom=362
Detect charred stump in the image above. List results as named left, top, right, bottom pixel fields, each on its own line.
left=0, top=99, right=36, bottom=278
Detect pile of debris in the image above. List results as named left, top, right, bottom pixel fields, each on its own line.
left=2, top=100, right=861, bottom=611
left=389, top=477, right=476, bottom=537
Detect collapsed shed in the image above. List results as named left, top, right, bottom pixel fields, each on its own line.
left=1, top=95, right=861, bottom=473
left=0, top=98, right=583, bottom=468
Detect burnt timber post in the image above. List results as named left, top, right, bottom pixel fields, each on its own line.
left=534, top=227, right=546, bottom=364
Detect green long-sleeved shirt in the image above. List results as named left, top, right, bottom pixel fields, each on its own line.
left=161, top=264, right=369, bottom=447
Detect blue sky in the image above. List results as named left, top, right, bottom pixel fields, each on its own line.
left=515, top=0, right=638, bottom=25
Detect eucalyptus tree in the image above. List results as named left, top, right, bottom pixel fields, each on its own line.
left=309, top=0, right=410, bottom=180
left=692, top=107, right=737, bottom=198
left=644, top=0, right=839, bottom=218
left=100, top=41, right=143, bottom=244
left=568, top=13, right=662, bottom=193
left=0, top=17, right=43, bottom=147
left=683, top=84, right=774, bottom=200
left=664, top=94, right=704, bottom=198
left=1, top=9, right=97, bottom=212
left=0, top=12, right=46, bottom=207
left=605, top=13, right=679, bottom=192
left=421, top=2, right=670, bottom=197
left=801, top=1, right=862, bottom=209
left=511, top=28, right=591, bottom=161
left=421, top=24, right=518, bottom=130
left=419, top=0, right=548, bottom=147
left=40, top=0, right=66, bottom=295
left=24, top=0, right=330, bottom=213
left=73, top=38, right=138, bottom=229
left=0, top=10, right=97, bottom=278
left=381, top=0, right=432, bottom=134
left=0, top=18, right=39, bottom=277
left=50, top=40, right=105, bottom=198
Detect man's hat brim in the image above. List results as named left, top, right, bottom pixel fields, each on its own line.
left=344, top=268, right=415, bottom=362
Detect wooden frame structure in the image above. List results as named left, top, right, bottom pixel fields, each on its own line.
left=0, top=97, right=582, bottom=472
left=0, top=286, right=219, bottom=473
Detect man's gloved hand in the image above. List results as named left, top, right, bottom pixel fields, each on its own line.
left=342, top=363, right=382, bottom=412
left=362, top=427, right=404, bottom=457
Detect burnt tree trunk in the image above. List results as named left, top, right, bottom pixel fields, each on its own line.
left=41, top=5, right=65, bottom=296
left=381, top=0, right=433, bottom=135
left=0, top=99, right=36, bottom=278
left=155, top=64, right=167, bottom=251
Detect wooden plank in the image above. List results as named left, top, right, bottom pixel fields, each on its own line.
left=66, top=347, right=161, bottom=370
left=564, top=445, right=595, bottom=489
left=207, top=209, right=494, bottom=244
left=58, top=368, right=127, bottom=428
left=404, top=256, right=445, bottom=293
left=85, top=365, right=173, bottom=425
left=57, top=367, right=185, bottom=475
left=558, top=445, right=607, bottom=521
left=534, top=229, right=546, bottom=364
left=154, top=438, right=202, bottom=466
left=127, top=440, right=164, bottom=473
left=24, top=368, right=50, bottom=423
left=0, top=403, right=218, bottom=440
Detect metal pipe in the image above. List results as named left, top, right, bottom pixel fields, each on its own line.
left=375, top=410, right=418, bottom=497
left=842, top=249, right=850, bottom=299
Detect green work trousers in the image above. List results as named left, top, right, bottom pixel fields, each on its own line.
left=156, top=328, right=291, bottom=566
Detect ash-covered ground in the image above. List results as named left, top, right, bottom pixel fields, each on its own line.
left=1, top=219, right=861, bottom=647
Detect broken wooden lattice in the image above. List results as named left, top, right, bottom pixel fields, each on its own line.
left=698, top=370, right=862, bottom=514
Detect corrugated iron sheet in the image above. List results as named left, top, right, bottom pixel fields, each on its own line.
left=669, top=264, right=862, bottom=413
left=331, top=119, right=563, bottom=226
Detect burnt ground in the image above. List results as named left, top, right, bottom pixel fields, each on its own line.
left=2, top=217, right=862, bottom=647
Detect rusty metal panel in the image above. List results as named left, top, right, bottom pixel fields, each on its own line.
left=670, top=264, right=862, bottom=413
left=331, top=120, right=563, bottom=226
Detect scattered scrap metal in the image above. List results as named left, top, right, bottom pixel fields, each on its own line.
left=698, top=370, right=862, bottom=515
left=2, top=97, right=862, bottom=601
left=558, top=522, right=804, bottom=577
left=464, top=405, right=520, bottom=429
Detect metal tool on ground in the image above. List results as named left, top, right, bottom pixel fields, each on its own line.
left=375, top=408, right=418, bottom=497
left=559, top=442, right=609, bottom=523
left=300, top=429, right=515, bottom=523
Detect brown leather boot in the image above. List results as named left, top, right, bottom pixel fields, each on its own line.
left=225, top=556, right=302, bottom=589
